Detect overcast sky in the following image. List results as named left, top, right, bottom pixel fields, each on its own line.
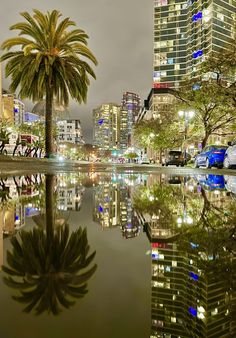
left=0, top=0, right=153, bottom=142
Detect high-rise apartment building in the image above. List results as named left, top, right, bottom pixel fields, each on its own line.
left=154, top=0, right=236, bottom=89
left=93, top=103, right=128, bottom=151
left=121, top=92, right=141, bottom=145
left=152, top=0, right=236, bottom=114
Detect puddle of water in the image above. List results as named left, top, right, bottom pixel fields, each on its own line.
left=0, top=172, right=235, bottom=338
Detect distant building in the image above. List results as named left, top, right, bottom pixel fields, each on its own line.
left=1, top=91, right=25, bottom=125
left=57, top=119, right=84, bottom=145
left=93, top=177, right=136, bottom=234
left=24, top=112, right=41, bottom=123
left=93, top=103, right=128, bottom=151
left=121, top=92, right=141, bottom=146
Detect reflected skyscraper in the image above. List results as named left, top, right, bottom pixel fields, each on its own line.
left=138, top=178, right=236, bottom=338
left=93, top=174, right=141, bottom=238
left=149, top=230, right=236, bottom=338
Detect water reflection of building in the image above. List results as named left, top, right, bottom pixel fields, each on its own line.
left=93, top=181, right=124, bottom=228
left=58, top=186, right=84, bottom=211
left=0, top=204, right=26, bottom=235
left=147, top=223, right=236, bottom=338
left=57, top=174, right=85, bottom=211
left=93, top=176, right=141, bottom=238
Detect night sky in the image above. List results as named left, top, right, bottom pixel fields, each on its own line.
left=0, top=0, right=153, bottom=141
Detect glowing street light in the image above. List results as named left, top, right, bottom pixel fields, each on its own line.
left=178, top=109, right=195, bottom=162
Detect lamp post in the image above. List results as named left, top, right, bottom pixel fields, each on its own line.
left=178, top=110, right=195, bottom=163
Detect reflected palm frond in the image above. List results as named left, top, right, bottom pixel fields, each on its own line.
left=2, top=225, right=97, bottom=315
left=2, top=174, right=97, bottom=315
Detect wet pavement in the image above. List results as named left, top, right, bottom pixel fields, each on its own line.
left=1, top=155, right=236, bottom=177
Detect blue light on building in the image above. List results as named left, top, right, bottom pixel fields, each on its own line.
left=98, top=205, right=103, bottom=212
left=192, top=50, right=203, bottom=58
left=189, top=307, right=197, bottom=317
left=190, top=242, right=199, bottom=248
left=189, top=272, right=199, bottom=281
left=192, top=12, right=202, bottom=22
left=98, top=119, right=104, bottom=125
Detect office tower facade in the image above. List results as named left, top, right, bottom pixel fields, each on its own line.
left=93, top=103, right=128, bottom=151
left=121, top=92, right=141, bottom=146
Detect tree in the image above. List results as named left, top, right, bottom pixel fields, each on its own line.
left=172, top=44, right=236, bottom=148
left=2, top=175, right=97, bottom=315
left=82, top=144, right=99, bottom=160
left=124, top=152, right=138, bottom=161
left=173, top=80, right=236, bottom=148
left=133, top=183, right=184, bottom=230
left=133, top=116, right=184, bottom=156
left=1, top=9, right=97, bottom=157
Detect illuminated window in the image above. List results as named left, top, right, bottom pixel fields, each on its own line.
left=217, top=13, right=224, bottom=21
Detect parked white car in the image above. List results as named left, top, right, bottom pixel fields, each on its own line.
left=224, top=175, right=236, bottom=199
left=223, top=140, right=236, bottom=168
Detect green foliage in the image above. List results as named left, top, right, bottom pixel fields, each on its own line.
left=173, top=44, right=236, bottom=147
left=133, top=183, right=183, bottom=229
left=124, top=152, right=138, bottom=159
left=174, top=80, right=236, bottom=147
left=134, top=116, right=183, bottom=152
left=1, top=9, right=97, bottom=103
left=1, top=9, right=97, bottom=155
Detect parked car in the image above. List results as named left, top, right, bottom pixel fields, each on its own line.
left=140, top=156, right=150, bottom=164
left=163, top=150, right=185, bottom=166
left=223, top=140, right=236, bottom=168
left=195, top=174, right=225, bottom=191
left=194, top=145, right=228, bottom=168
left=224, top=175, right=236, bottom=198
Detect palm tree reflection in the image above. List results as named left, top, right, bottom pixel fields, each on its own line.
left=2, top=174, right=97, bottom=315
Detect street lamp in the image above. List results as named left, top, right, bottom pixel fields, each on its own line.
left=178, top=110, right=195, bottom=163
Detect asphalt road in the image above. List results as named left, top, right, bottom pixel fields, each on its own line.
left=1, top=155, right=236, bottom=177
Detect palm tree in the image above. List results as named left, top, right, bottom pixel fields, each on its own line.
left=2, top=175, right=97, bottom=315
left=1, top=9, right=97, bottom=157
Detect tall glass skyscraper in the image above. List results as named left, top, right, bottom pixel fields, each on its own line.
left=121, top=92, right=141, bottom=146
left=93, top=103, right=128, bottom=150
left=153, top=0, right=236, bottom=88
left=153, top=0, right=236, bottom=90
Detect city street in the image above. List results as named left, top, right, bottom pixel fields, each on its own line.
left=1, top=155, right=236, bottom=177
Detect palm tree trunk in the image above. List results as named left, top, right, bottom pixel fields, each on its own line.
left=45, top=83, right=54, bottom=157
left=45, top=174, right=55, bottom=243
